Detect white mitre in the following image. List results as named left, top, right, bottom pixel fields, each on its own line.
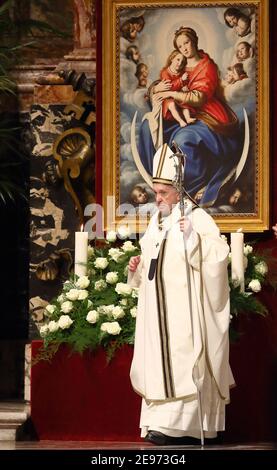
left=152, top=143, right=184, bottom=185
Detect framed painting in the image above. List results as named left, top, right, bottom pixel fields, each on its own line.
left=101, top=0, right=269, bottom=233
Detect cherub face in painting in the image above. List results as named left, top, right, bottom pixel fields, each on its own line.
left=235, top=17, right=250, bottom=37
left=224, top=69, right=235, bottom=84
left=236, top=43, right=251, bottom=60
left=131, top=186, right=148, bottom=204
left=132, top=49, right=140, bottom=63
left=225, top=14, right=238, bottom=27
left=229, top=188, right=242, bottom=205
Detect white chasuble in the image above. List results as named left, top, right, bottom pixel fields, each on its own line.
left=129, top=203, right=235, bottom=432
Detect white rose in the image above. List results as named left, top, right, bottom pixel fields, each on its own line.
left=107, top=321, right=122, bottom=335
left=112, top=306, right=125, bottom=319
left=103, top=304, right=115, bottom=316
left=117, top=225, right=130, bottom=239
left=97, top=306, right=105, bottom=314
left=86, top=310, right=99, bottom=324
left=255, top=261, right=268, bottom=276
left=76, top=276, right=90, bottom=289
left=45, top=304, right=55, bottom=315
left=101, top=322, right=108, bottom=332
left=58, top=315, right=73, bottom=329
left=57, top=294, right=65, bottom=303
left=48, top=320, right=59, bottom=333
left=115, top=282, right=132, bottom=296
left=94, top=257, right=109, bottom=270
left=66, top=289, right=80, bottom=301
left=77, top=290, right=89, bottom=300
left=122, top=241, right=136, bottom=252
left=120, top=299, right=128, bottom=306
left=130, top=306, right=137, bottom=318
left=61, top=301, right=73, bottom=313
left=106, top=230, right=117, bottom=242
left=108, top=248, right=124, bottom=263
left=40, top=325, right=49, bottom=337
left=95, top=279, right=107, bottom=291
left=101, top=321, right=121, bottom=335
left=106, top=271, right=118, bottom=284
left=248, top=279, right=262, bottom=293
left=87, top=246, right=94, bottom=258
left=244, top=245, right=253, bottom=255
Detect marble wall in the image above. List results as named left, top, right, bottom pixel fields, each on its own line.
left=28, top=85, right=95, bottom=338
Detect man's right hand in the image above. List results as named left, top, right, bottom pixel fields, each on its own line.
left=129, top=255, right=141, bottom=272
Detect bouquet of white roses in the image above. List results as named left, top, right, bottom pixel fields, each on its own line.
left=39, top=228, right=140, bottom=360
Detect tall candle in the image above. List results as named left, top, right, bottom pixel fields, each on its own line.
left=231, top=230, right=244, bottom=292
left=74, top=230, right=88, bottom=277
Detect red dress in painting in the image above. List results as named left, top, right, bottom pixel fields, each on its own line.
left=175, top=50, right=235, bottom=129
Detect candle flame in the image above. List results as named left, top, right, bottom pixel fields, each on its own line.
left=80, top=224, right=84, bottom=232
left=236, top=227, right=243, bottom=233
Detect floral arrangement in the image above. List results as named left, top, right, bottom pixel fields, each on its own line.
left=38, top=227, right=140, bottom=361
left=228, top=241, right=277, bottom=341
left=37, top=230, right=276, bottom=362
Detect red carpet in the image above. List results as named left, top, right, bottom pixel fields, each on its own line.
left=31, top=341, right=142, bottom=441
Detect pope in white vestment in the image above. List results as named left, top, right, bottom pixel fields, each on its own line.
left=128, top=143, right=235, bottom=442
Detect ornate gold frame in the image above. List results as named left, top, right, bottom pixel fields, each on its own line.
left=102, top=0, right=269, bottom=233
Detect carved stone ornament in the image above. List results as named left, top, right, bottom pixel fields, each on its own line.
left=53, top=127, right=92, bottom=224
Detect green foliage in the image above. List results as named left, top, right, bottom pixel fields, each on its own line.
left=230, top=285, right=268, bottom=317
left=228, top=243, right=277, bottom=340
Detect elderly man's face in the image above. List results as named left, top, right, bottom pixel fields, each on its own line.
left=153, top=183, right=179, bottom=215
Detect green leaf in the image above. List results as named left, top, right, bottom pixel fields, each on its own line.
left=0, top=0, right=12, bottom=16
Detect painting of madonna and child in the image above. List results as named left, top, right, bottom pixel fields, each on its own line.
left=118, top=4, right=260, bottom=217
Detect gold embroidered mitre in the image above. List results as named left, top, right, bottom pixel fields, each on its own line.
left=152, top=143, right=177, bottom=185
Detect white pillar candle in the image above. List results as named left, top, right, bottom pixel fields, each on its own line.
left=74, top=231, right=88, bottom=277
left=231, top=231, right=244, bottom=292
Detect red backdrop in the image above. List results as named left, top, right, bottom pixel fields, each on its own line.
left=31, top=342, right=142, bottom=441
